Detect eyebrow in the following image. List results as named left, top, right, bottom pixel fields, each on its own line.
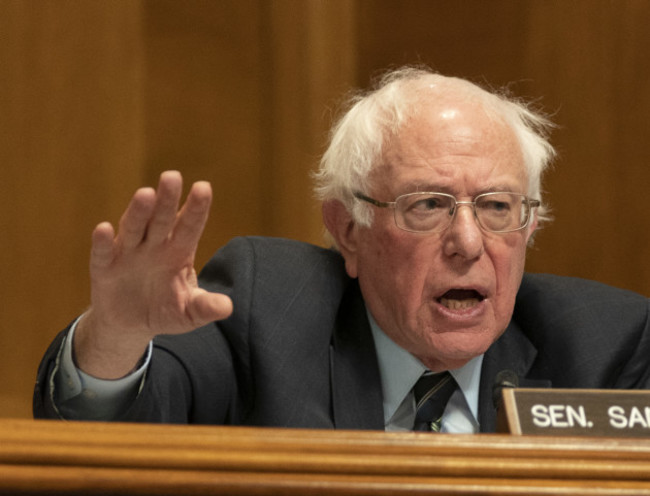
left=399, top=183, right=523, bottom=196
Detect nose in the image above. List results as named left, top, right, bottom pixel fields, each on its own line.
left=442, top=203, right=484, bottom=260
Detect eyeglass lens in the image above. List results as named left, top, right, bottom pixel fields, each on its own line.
left=395, top=193, right=529, bottom=233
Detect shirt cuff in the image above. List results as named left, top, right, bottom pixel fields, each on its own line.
left=53, top=316, right=152, bottom=420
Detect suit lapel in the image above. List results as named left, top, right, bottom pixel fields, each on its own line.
left=330, top=282, right=384, bottom=430
left=478, top=319, right=552, bottom=432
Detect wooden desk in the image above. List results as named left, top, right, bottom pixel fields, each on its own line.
left=1, top=418, right=650, bottom=495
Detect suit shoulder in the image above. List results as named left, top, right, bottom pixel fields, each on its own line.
left=515, top=274, right=650, bottom=388
left=198, top=236, right=351, bottom=322
left=236, top=236, right=342, bottom=264
left=518, top=273, right=647, bottom=305
left=206, top=236, right=343, bottom=270
left=515, top=273, right=649, bottom=342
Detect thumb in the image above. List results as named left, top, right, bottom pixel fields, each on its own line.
left=188, top=290, right=233, bottom=326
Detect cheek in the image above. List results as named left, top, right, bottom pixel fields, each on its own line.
left=490, top=236, right=528, bottom=313
left=356, top=228, right=432, bottom=314
left=357, top=234, right=398, bottom=294
left=358, top=229, right=430, bottom=287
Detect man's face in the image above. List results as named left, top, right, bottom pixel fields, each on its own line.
left=343, top=100, right=535, bottom=372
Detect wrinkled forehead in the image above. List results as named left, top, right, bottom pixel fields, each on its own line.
left=377, top=78, right=520, bottom=151
left=377, top=94, right=526, bottom=180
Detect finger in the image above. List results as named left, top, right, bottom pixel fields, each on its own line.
left=146, top=171, right=184, bottom=245
left=90, top=222, right=116, bottom=270
left=118, top=187, right=157, bottom=250
left=171, top=181, right=212, bottom=251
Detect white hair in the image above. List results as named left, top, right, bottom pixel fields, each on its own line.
left=314, top=67, right=556, bottom=230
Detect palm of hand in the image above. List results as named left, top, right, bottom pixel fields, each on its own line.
left=88, top=171, right=232, bottom=341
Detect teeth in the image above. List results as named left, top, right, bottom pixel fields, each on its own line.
left=440, top=298, right=480, bottom=310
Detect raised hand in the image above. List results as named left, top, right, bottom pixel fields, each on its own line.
left=74, top=171, right=233, bottom=379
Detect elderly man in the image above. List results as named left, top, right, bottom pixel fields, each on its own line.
left=34, top=68, right=650, bottom=433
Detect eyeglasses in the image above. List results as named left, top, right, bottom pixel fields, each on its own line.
left=354, top=191, right=540, bottom=234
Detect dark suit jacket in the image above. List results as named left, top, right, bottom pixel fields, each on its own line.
left=34, top=237, right=650, bottom=432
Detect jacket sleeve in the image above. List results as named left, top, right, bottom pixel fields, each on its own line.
left=33, top=326, right=71, bottom=419
left=33, top=237, right=257, bottom=424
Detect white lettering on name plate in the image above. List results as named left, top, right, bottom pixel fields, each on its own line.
left=531, top=404, right=593, bottom=428
left=608, top=406, right=650, bottom=429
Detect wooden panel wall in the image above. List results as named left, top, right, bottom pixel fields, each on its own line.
left=141, top=0, right=356, bottom=266
left=0, top=0, right=356, bottom=418
left=0, top=1, right=146, bottom=417
left=1, top=0, right=648, bottom=419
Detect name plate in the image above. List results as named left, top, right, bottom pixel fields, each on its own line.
left=498, top=388, right=650, bottom=437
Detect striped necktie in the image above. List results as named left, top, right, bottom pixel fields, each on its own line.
left=413, top=371, right=458, bottom=432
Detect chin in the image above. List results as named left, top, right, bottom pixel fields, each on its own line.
left=423, top=335, right=494, bottom=369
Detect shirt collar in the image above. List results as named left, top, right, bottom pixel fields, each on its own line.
left=367, top=310, right=483, bottom=423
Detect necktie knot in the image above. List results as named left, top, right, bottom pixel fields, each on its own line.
left=413, top=371, right=458, bottom=432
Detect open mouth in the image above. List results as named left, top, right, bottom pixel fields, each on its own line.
left=437, top=289, right=486, bottom=310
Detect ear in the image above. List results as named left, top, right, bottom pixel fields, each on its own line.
left=322, top=200, right=359, bottom=278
